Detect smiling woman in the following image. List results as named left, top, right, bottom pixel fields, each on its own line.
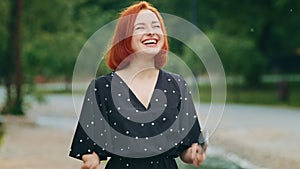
left=106, top=1, right=168, bottom=70
left=69, top=1, right=207, bottom=169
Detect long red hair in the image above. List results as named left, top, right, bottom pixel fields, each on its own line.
left=106, top=1, right=169, bottom=70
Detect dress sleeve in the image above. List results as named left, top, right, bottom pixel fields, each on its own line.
left=176, top=76, right=203, bottom=154
left=69, top=80, right=108, bottom=161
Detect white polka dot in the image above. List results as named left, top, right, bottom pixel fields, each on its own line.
left=120, top=81, right=123, bottom=84
left=168, top=78, right=171, bottom=81
left=104, top=98, right=107, bottom=101
left=117, top=107, right=121, bottom=110
left=87, top=98, right=90, bottom=101
left=88, top=149, right=91, bottom=152
left=162, top=117, right=166, bottom=121
left=144, top=148, right=148, bottom=151
left=100, top=118, right=103, bottom=121
left=121, top=148, right=124, bottom=151
left=145, top=137, right=149, bottom=140
left=151, top=161, right=154, bottom=164
left=127, top=98, right=130, bottom=101
left=126, top=163, right=129, bottom=167
left=164, top=104, right=167, bottom=107
left=109, top=110, right=112, bottom=113
left=182, top=128, right=185, bottom=131
left=180, top=97, right=182, bottom=100
left=135, top=110, right=139, bottom=113
left=170, top=129, right=173, bottom=132
left=99, top=104, right=102, bottom=107
left=100, top=133, right=103, bottom=136
left=76, top=154, right=80, bottom=157
left=79, top=139, right=83, bottom=142
left=175, top=143, right=178, bottom=146
left=104, top=129, right=107, bottom=132
left=118, top=93, right=121, bottom=97
left=135, top=136, right=139, bottom=139
left=185, top=83, right=187, bottom=86
left=155, top=98, right=159, bottom=102
left=127, top=147, right=130, bottom=150
left=113, top=122, right=117, bottom=126
left=178, top=79, right=181, bottom=81
left=172, top=90, right=175, bottom=93
left=141, top=123, right=144, bottom=127
left=159, top=147, right=162, bottom=150
left=94, top=88, right=97, bottom=91
left=126, top=131, right=130, bottom=134
left=186, top=113, right=189, bottom=116
left=91, top=121, right=94, bottom=125
left=184, top=97, right=188, bottom=101
left=193, top=115, right=197, bottom=118
left=106, top=84, right=109, bottom=87
left=86, top=124, right=89, bottom=128
left=151, top=122, right=155, bottom=126
left=175, top=115, right=178, bottom=119
left=114, top=136, right=117, bottom=139
left=164, top=90, right=167, bottom=93
left=127, top=116, right=130, bottom=120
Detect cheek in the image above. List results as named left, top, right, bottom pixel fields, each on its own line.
left=131, top=36, right=140, bottom=50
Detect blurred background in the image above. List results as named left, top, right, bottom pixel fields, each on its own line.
left=0, top=0, right=299, bottom=169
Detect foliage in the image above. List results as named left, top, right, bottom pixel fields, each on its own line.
left=0, top=0, right=299, bottom=115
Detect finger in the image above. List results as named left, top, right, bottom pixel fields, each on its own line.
left=82, top=154, right=91, bottom=162
left=81, top=163, right=91, bottom=169
left=191, top=143, right=199, bottom=159
left=96, top=165, right=102, bottom=169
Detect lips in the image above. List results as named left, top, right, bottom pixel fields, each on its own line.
left=142, top=38, right=158, bottom=46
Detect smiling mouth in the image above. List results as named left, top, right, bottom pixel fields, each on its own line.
left=142, top=39, right=158, bottom=46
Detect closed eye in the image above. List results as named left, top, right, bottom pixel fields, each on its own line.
left=135, top=26, right=144, bottom=30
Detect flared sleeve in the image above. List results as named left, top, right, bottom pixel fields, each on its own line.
left=69, top=80, right=108, bottom=161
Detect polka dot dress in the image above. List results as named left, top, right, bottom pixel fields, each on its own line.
left=69, top=69, right=202, bottom=169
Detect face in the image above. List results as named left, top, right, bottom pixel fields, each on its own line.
left=131, top=9, right=164, bottom=57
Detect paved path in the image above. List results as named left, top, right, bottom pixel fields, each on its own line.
left=0, top=94, right=299, bottom=169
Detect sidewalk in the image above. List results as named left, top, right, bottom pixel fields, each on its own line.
left=0, top=116, right=82, bottom=169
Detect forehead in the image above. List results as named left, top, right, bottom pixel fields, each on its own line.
left=134, top=9, right=160, bottom=24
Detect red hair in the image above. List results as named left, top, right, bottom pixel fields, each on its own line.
left=106, top=1, right=169, bottom=70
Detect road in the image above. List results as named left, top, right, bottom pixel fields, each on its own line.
left=0, top=92, right=299, bottom=169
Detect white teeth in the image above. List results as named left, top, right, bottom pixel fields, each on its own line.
left=143, top=39, right=157, bottom=44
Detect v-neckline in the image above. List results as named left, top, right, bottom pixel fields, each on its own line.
left=113, top=69, right=161, bottom=110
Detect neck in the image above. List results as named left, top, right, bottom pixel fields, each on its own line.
left=115, top=54, right=159, bottom=81
left=127, top=53, right=156, bottom=73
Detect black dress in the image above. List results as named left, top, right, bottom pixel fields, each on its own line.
left=69, top=69, right=202, bottom=169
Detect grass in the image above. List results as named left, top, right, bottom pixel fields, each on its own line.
left=198, top=82, right=300, bottom=108
left=0, top=123, right=4, bottom=149
left=176, top=157, right=243, bottom=169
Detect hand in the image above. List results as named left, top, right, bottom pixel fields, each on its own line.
left=190, top=143, right=207, bottom=167
left=81, top=152, right=101, bottom=169
left=180, top=143, right=207, bottom=168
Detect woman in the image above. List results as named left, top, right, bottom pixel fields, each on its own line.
left=69, top=1, right=207, bottom=169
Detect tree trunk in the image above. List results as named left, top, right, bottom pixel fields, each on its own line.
left=14, top=0, right=24, bottom=114
left=1, top=0, right=24, bottom=115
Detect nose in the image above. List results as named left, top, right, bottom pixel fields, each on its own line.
left=145, top=26, right=155, bottom=36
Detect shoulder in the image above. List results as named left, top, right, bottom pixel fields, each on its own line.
left=160, top=69, right=186, bottom=83
left=94, top=72, right=114, bottom=86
